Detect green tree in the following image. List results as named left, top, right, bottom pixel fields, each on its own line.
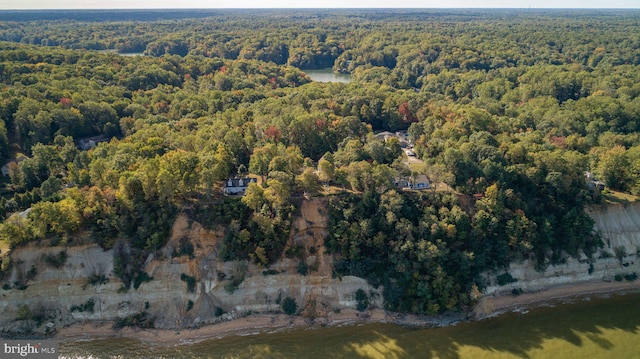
left=318, top=153, right=335, bottom=184
left=281, top=296, right=297, bottom=315
left=595, top=145, right=630, bottom=191
left=296, top=167, right=321, bottom=195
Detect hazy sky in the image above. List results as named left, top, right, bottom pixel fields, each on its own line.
left=2, top=0, right=639, bottom=10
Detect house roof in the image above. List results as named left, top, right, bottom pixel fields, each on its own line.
left=414, top=174, right=429, bottom=184
left=375, top=131, right=396, bottom=140
left=225, top=177, right=256, bottom=188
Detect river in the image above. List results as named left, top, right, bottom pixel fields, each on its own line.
left=59, top=292, right=640, bottom=359
left=304, top=68, right=351, bottom=83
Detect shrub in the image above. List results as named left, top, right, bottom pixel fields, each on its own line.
left=224, top=282, right=239, bottom=294
left=14, top=280, right=27, bottom=290
left=44, top=251, right=68, bottom=268
left=16, top=304, right=32, bottom=321
left=285, top=245, right=304, bottom=259
left=355, top=289, right=369, bottom=312
left=624, top=273, right=638, bottom=281
left=224, top=262, right=247, bottom=293
left=176, top=238, right=194, bottom=258
left=133, top=271, right=153, bottom=290
left=215, top=306, right=224, bottom=317
left=114, top=311, right=155, bottom=329
left=497, top=272, right=518, bottom=286
left=599, top=250, right=613, bottom=259
left=25, top=265, right=37, bottom=281
left=614, top=274, right=623, bottom=282
left=297, top=261, right=309, bottom=276
left=180, top=273, right=196, bottom=293
left=85, top=273, right=109, bottom=288
left=70, top=298, right=95, bottom=313
left=186, top=300, right=194, bottom=312
left=282, top=297, right=297, bottom=315
left=614, top=246, right=627, bottom=265
left=1, top=256, right=11, bottom=273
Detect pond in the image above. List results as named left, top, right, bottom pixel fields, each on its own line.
left=304, top=68, right=351, bottom=83
left=96, top=49, right=145, bottom=56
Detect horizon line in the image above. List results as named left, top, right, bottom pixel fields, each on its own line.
left=2, top=7, right=640, bottom=10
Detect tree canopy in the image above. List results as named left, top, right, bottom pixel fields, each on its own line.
left=1, top=9, right=637, bottom=312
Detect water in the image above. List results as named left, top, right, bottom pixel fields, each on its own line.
left=95, top=50, right=145, bottom=56
left=304, top=68, right=351, bottom=83
left=59, top=292, right=640, bottom=358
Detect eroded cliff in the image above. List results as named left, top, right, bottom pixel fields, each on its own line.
left=484, top=202, right=640, bottom=295
left=2, top=199, right=640, bottom=335
left=0, top=198, right=381, bottom=334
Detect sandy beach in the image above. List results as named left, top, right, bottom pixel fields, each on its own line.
left=53, top=278, right=640, bottom=346
left=474, top=278, right=640, bottom=318
left=54, top=308, right=392, bottom=345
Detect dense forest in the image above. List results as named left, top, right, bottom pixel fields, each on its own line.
left=1, top=9, right=639, bottom=315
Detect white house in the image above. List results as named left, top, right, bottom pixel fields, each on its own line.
left=394, top=175, right=430, bottom=190
left=224, top=177, right=257, bottom=195
left=412, top=174, right=431, bottom=190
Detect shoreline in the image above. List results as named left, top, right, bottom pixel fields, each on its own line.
left=474, top=277, right=640, bottom=319
left=52, top=278, right=640, bottom=346
left=53, top=309, right=395, bottom=346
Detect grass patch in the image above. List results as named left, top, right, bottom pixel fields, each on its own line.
left=0, top=239, right=9, bottom=257
left=603, top=190, right=640, bottom=204
left=318, top=185, right=350, bottom=196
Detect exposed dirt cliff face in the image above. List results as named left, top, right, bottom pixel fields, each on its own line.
left=2, top=199, right=638, bottom=335
left=484, top=202, right=640, bottom=295
left=0, top=198, right=381, bottom=334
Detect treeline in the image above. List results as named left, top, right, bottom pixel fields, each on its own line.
left=1, top=10, right=639, bottom=72
left=0, top=10, right=639, bottom=312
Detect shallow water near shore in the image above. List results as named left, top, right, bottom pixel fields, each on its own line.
left=60, top=292, right=640, bottom=359
left=304, top=68, right=351, bottom=83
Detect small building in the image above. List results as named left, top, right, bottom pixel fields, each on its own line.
left=394, top=175, right=430, bottom=190
left=77, top=135, right=110, bottom=150
left=412, top=174, right=430, bottom=190
left=585, top=171, right=605, bottom=191
left=375, top=131, right=396, bottom=142
left=224, top=177, right=257, bottom=195
left=1, top=156, right=27, bottom=177
left=394, top=178, right=412, bottom=189
left=375, top=131, right=411, bottom=148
